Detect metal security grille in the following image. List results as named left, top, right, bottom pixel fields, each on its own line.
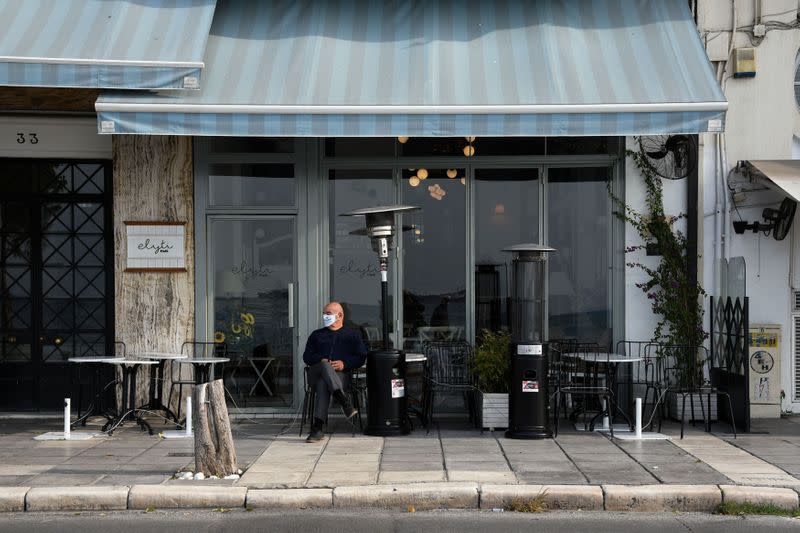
left=0, top=160, right=113, bottom=409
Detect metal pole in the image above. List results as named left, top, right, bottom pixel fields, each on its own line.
left=380, top=257, right=390, bottom=350
left=185, top=396, right=193, bottom=437
left=64, top=398, right=71, bottom=439
left=635, top=397, right=642, bottom=438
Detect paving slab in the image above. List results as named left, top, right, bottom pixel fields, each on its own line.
left=379, top=470, right=446, bottom=483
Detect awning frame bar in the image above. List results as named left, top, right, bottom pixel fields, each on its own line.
left=95, top=101, right=729, bottom=115
left=0, top=56, right=205, bottom=68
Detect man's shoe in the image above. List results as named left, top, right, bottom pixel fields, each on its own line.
left=306, top=419, right=325, bottom=442
left=306, top=427, right=324, bottom=442
left=334, top=391, right=358, bottom=419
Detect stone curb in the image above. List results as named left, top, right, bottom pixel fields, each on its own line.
left=480, top=484, right=603, bottom=510
left=333, top=483, right=479, bottom=510
left=247, top=489, right=333, bottom=509
left=0, top=483, right=798, bottom=512
left=603, top=484, right=722, bottom=512
left=26, top=486, right=129, bottom=512
left=128, top=485, right=248, bottom=510
left=721, top=485, right=800, bottom=511
left=0, top=487, right=29, bottom=512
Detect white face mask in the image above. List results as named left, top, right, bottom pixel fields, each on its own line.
left=322, top=313, right=337, bottom=328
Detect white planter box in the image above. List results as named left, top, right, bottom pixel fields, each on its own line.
left=668, top=393, right=718, bottom=422
left=479, top=392, right=508, bottom=430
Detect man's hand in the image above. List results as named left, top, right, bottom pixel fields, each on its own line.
left=330, top=360, right=345, bottom=372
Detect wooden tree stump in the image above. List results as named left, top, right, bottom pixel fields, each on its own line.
left=193, top=379, right=237, bottom=476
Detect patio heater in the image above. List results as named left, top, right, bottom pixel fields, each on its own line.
left=341, top=205, right=419, bottom=436
left=502, top=244, right=555, bottom=439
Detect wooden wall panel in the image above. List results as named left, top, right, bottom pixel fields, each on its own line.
left=113, top=135, right=194, bottom=415
left=0, top=87, right=98, bottom=112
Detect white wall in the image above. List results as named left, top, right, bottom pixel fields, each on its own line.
left=624, top=139, right=690, bottom=343
left=698, top=0, right=800, bottom=411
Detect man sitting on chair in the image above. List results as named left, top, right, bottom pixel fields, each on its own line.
left=302, top=301, right=366, bottom=442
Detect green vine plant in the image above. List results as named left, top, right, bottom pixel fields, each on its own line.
left=611, top=148, right=707, bottom=388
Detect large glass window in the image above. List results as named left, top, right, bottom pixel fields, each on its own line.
left=547, top=167, right=612, bottom=346
left=401, top=168, right=466, bottom=350
left=474, top=168, right=540, bottom=335
left=328, top=170, right=394, bottom=348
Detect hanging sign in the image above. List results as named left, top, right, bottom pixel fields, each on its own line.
left=125, top=222, right=186, bottom=272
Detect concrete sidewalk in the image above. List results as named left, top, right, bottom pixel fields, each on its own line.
left=1, top=415, right=800, bottom=512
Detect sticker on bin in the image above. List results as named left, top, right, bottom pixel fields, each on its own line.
left=522, top=380, right=539, bottom=393
left=391, top=379, right=405, bottom=398
left=517, top=344, right=543, bottom=355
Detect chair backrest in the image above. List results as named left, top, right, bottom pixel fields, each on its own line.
left=181, top=341, right=227, bottom=360
left=422, top=340, right=474, bottom=386
left=617, top=340, right=659, bottom=384
left=647, top=344, right=709, bottom=390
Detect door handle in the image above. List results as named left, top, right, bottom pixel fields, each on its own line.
left=288, top=282, right=294, bottom=328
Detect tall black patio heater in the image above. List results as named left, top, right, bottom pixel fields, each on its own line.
left=341, top=205, right=419, bottom=436
left=503, top=243, right=555, bottom=439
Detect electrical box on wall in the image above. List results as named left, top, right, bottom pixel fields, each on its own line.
left=733, top=47, right=756, bottom=78
left=748, top=324, right=781, bottom=418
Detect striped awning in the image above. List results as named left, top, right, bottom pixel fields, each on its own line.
left=96, top=0, right=727, bottom=137
left=0, top=0, right=217, bottom=90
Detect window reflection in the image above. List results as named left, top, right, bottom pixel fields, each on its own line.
left=547, top=167, right=612, bottom=347
left=209, top=163, right=295, bottom=208
left=328, top=170, right=394, bottom=348
left=402, top=168, right=466, bottom=351
left=474, top=168, right=539, bottom=335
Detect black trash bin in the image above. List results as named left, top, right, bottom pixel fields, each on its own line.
left=365, top=349, right=409, bottom=436
left=502, top=244, right=555, bottom=440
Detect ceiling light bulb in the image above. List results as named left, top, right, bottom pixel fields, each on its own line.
left=417, top=168, right=428, bottom=180
left=494, top=203, right=505, bottom=215
left=398, top=136, right=409, bottom=144
left=465, top=136, right=476, bottom=142
left=460, top=177, right=466, bottom=185
left=462, top=145, right=475, bottom=157
left=409, top=176, right=420, bottom=187
left=446, top=169, right=457, bottom=178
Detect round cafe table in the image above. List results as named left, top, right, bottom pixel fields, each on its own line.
left=182, top=357, right=231, bottom=384
left=102, top=358, right=158, bottom=436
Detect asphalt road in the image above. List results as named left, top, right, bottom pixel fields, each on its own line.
left=0, top=509, right=797, bottom=533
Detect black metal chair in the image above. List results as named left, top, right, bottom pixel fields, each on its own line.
left=298, top=366, right=363, bottom=437
left=655, top=344, right=737, bottom=439
left=551, top=342, right=615, bottom=437
left=168, top=341, right=227, bottom=421
left=421, top=340, right=477, bottom=430
left=616, top=340, right=661, bottom=430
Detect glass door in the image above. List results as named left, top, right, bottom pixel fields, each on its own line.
left=208, top=216, right=296, bottom=408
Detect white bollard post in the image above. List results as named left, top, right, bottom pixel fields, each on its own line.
left=601, top=398, right=610, bottom=430
left=185, top=396, right=192, bottom=436
left=635, top=397, right=642, bottom=438
left=64, top=398, right=71, bottom=439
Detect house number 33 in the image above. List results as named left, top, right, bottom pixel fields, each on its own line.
left=16, top=133, right=38, bottom=144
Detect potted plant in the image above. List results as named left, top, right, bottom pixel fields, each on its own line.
left=472, top=329, right=510, bottom=430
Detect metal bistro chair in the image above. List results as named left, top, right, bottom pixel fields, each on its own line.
left=299, top=366, right=364, bottom=437
left=616, top=340, right=662, bottom=430
left=551, top=342, right=614, bottom=437
left=168, top=341, right=227, bottom=421
left=421, top=340, right=477, bottom=430
left=548, top=340, right=602, bottom=423
left=655, top=344, right=737, bottom=439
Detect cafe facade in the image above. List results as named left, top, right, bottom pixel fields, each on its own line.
left=0, top=0, right=726, bottom=413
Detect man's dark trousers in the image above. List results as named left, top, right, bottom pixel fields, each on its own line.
left=307, top=361, right=352, bottom=421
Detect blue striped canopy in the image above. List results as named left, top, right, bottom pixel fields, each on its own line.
left=0, top=0, right=217, bottom=90
left=96, top=0, right=727, bottom=136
